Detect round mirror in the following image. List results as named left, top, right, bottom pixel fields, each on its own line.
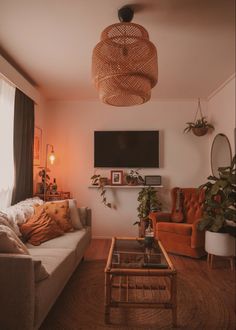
left=211, top=133, right=232, bottom=177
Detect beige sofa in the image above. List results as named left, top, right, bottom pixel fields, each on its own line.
left=0, top=207, right=91, bottom=330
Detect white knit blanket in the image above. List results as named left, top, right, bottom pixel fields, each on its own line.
left=1, top=197, right=44, bottom=236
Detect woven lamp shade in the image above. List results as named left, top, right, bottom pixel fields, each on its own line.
left=92, top=22, right=158, bottom=106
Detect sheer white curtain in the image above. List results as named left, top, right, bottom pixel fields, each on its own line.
left=0, top=78, right=15, bottom=209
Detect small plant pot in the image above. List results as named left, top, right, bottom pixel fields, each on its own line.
left=192, top=127, right=208, bottom=136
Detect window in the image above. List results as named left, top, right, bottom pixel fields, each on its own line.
left=0, top=78, right=15, bottom=208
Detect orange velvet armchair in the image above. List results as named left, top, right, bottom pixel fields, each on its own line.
left=149, top=187, right=206, bottom=258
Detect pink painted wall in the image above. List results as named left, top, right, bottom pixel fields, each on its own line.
left=44, top=99, right=210, bottom=237
left=208, top=76, right=235, bottom=153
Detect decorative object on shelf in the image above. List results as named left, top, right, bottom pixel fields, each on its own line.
left=134, top=186, right=162, bottom=236
left=38, top=168, right=50, bottom=194
left=92, top=5, right=158, bottom=107
left=198, top=155, right=236, bottom=265
left=43, top=144, right=56, bottom=201
left=125, top=169, right=144, bottom=185
left=144, top=175, right=162, bottom=186
left=183, top=98, right=214, bottom=136
left=51, top=178, right=58, bottom=194
left=90, top=174, right=112, bottom=208
left=111, top=170, right=123, bottom=185
left=33, top=126, right=42, bottom=166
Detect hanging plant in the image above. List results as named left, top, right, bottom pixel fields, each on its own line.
left=183, top=99, right=214, bottom=136
left=91, top=174, right=112, bottom=208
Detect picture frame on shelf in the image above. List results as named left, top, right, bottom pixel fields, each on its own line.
left=34, top=126, right=42, bottom=166
left=111, top=170, right=123, bottom=185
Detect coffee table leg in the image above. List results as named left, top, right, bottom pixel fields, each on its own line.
left=105, top=272, right=111, bottom=323
left=171, top=274, right=177, bottom=327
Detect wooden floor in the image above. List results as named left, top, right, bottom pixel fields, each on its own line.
left=85, top=239, right=236, bottom=313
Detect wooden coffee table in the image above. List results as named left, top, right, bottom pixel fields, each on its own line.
left=104, top=237, right=177, bottom=327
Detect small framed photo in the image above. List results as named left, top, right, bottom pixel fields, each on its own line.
left=111, top=170, right=123, bottom=185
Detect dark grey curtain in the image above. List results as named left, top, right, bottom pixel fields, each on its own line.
left=11, top=88, right=34, bottom=204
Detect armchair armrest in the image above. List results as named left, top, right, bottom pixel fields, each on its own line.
left=191, top=219, right=205, bottom=248
left=149, top=212, right=172, bottom=235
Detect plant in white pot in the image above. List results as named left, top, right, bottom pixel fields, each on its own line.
left=198, top=155, right=236, bottom=259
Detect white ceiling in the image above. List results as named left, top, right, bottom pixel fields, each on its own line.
left=0, top=0, right=235, bottom=101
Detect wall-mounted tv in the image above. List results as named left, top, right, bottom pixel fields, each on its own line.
left=94, top=130, right=159, bottom=168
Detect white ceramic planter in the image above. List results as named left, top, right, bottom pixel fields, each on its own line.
left=205, top=230, right=235, bottom=257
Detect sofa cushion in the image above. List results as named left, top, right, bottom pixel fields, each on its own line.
left=35, top=200, right=73, bottom=232
left=29, top=248, right=76, bottom=327
left=157, top=222, right=192, bottom=236
left=0, top=224, right=29, bottom=254
left=20, top=208, right=64, bottom=246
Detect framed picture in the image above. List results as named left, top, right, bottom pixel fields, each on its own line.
left=111, top=170, right=123, bottom=185
left=34, top=126, right=42, bottom=166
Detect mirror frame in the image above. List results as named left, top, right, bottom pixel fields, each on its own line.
left=211, top=133, right=232, bottom=177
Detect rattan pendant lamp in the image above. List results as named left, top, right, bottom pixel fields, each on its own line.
left=92, top=6, right=158, bottom=107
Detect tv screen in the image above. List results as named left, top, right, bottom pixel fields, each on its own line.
left=94, top=131, right=159, bottom=168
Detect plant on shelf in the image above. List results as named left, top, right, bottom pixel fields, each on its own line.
left=125, top=169, right=144, bottom=185
left=198, top=155, right=236, bottom=236
left=183, top=98, right=214, bottom=136
left=38, top=169, right=50, bottom=194
left=90, top=174, right=111, bottom=208
left=134, top=186, right=162, bottom=236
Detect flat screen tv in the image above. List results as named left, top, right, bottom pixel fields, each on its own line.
left=94, top=130, right=159, bottom=168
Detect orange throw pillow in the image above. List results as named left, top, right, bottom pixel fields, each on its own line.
left=19, top=208, right=64, bottom=246
left=34, top=200, right=73, bottom=232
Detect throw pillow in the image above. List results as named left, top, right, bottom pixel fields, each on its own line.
left=19, top=208, right=64, bottom=246
left=44, top=199, right=83, bottom=230
left=0, top=224, right=29, bottom=254
left=68, top=199, right=83, bottom=230
left=0, top=211, right=14, bottom=229
left=34, top=200, right=73, bottom=232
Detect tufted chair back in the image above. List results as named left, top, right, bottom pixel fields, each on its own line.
left=171, top=187, right=205, bottom=224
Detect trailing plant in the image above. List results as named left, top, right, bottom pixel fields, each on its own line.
left=134, top=186, right=162, bottom=225
left=91, top=174, right=111, bottom=208
left=198, top=155, right=236, bottom=236
left=125, top=169, right=144, bottom=185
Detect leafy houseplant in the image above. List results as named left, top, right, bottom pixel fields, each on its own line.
left=38, top=169, right=50, bottom=193
left=91, top=174, right=111, bottom=208
left=134, top=187, right=162, bottom=235
left=198, top=155, right=236, bottom=236
left=125, top=169, right=144, bottom=185
left=183, top=99, right=214, bottom=136
left=184, top=117, right=214, bottom=136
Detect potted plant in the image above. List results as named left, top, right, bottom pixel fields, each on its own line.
left=198, top=155, right=236, bottom=257
left=134, top=186, right=162, bottom=236
left=90, top=174, right=111, bottom=208
left=38, top=169, right=50, bottom=194
left=183, top=99, right=214, bottom=136
left=125, top=169, right=144, bottom=185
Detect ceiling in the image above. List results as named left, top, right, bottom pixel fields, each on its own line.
left=0, top=0, right=235, bottom=101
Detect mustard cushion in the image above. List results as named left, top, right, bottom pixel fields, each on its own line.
left=34, top=200, right=73, bottom=232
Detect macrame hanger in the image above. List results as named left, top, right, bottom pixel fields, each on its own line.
left=193, top=98, right=203, bottom=122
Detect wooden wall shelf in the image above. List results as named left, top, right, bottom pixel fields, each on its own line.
left=88, top=185, right=163, bottom=189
